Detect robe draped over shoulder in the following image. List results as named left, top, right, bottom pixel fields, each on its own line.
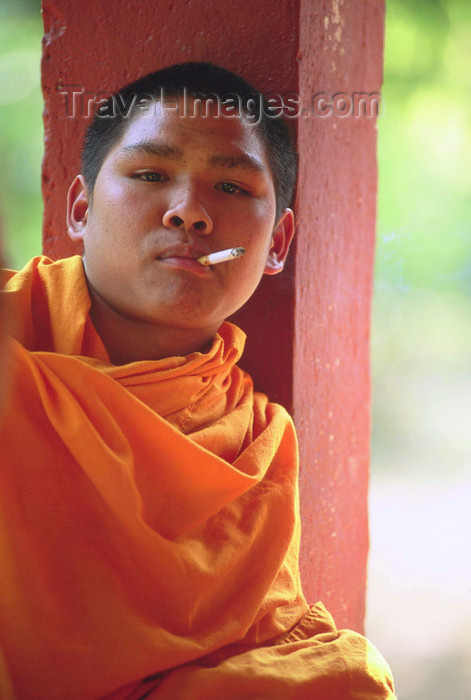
left=0, top=256, right=395, bottom=699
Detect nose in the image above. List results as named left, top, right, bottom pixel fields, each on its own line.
left=162, top=185, right=213, bottom=236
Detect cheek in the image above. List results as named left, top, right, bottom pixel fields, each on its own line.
left=86, top=191, right=155, bottom=249
left=228, top=199, right=274, bottom=242
left=242, top=224, right=274, bottom=262
left=233, top=238, right=271, bottom=290
left=98, top=183, right=143, bottom=215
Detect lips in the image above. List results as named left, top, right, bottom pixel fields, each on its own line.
left=156, top=244, right=211, bottom=273
left=157, top=244, right=207, bottom=261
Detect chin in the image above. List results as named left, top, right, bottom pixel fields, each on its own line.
left=146, top=298, right=225, bottom=327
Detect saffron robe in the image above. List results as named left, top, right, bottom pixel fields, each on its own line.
left=0, top=256, right=395, bottom=699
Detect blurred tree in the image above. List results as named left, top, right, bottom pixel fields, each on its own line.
left=0, top=0, right=43, bottom=269
left=373, top=0, right=471, bottom=475
left=369, top=6, right=471, bottom=697
left=377, top=0, right=471, bottom=294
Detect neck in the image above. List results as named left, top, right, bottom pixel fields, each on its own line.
left=86, top=283, right=219, bottom=365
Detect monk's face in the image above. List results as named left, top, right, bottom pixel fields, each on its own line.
left=68, top=99, right=293, bottom=332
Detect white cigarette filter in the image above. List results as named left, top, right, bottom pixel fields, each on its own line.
left=197, top=247, right=246, bottom=266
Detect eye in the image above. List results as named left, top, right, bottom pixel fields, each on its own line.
left=135, top=172, right=168, bottom=183
left=218, top=182, right=246, bottom=195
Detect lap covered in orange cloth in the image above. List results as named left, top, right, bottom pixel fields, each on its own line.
left=0, top=256, right=395, bottom=699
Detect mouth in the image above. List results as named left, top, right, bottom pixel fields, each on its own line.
left=156, top=245, right=212, bottom=274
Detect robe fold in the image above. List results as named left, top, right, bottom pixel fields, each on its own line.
left=0, top=256, right=395, bottom=699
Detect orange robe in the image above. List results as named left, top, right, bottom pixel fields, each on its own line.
left=0, top=256, right=395, bottom=699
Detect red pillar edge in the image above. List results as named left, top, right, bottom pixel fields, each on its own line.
left=295, top=0, right=385, bottom=631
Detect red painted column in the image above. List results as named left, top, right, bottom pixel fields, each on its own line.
left=295, top=2, right=384, bottom=631
left=41, top=0, right=384, bottom=632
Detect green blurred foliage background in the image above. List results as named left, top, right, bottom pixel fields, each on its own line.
left=1, top=1, right=470, bottom=697
left=369, top=2, right=471, bottom=698
left=0, top=0, right=43, bottom=267
left=373, top=0, right=471, bottom=478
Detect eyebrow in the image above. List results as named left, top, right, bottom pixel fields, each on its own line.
left=119, top=141, right=266, bottom=175
left=120, top=142, right=184, bottom=159
left=208, top=153, right=267, bottom=175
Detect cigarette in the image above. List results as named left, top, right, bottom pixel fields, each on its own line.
left=197, top=247, right=246, bottom=266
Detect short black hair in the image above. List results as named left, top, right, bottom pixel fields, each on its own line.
left=81, top=62, right=297, bottom=222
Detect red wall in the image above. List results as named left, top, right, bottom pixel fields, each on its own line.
left=296, top=2, right=384, bottom=630
left=41, top=0, right=384, bottom=631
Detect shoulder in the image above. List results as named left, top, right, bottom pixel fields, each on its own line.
left=3, top=255, right=84, bottom=289
left=3, top=255, right=90, bottom=352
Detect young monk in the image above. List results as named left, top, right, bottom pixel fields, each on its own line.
left=0, top=63, right=395, bottom=699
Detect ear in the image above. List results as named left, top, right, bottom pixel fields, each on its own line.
left=264, top=208, right=295, bottom=276
left=67, top=175, right=90, bottom=243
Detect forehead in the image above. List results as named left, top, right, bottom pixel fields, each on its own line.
left=111, top=98, right=272, bottom=173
